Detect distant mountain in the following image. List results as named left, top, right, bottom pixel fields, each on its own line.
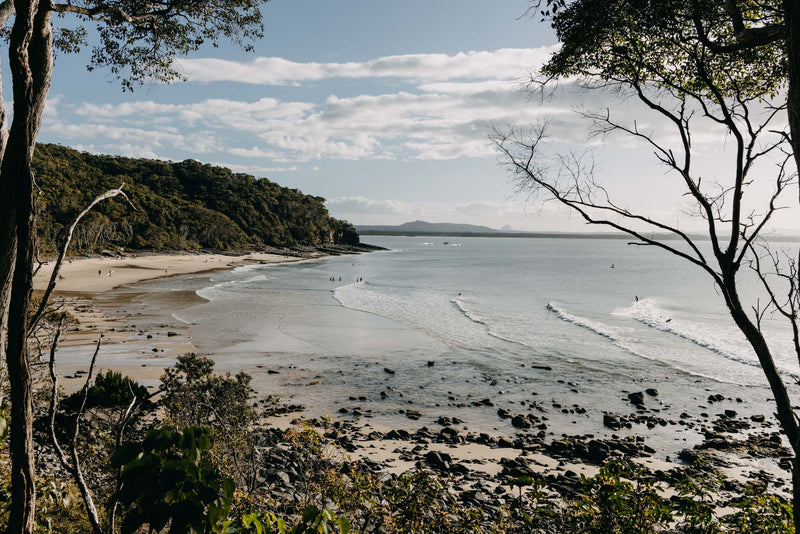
left=357, top=220, right=510, bottom=234
left=357, top=221, right=800, bottom=242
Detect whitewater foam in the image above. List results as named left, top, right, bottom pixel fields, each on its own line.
left=196, top=273, right=269, bottom=302
left=545, top=302, right=621, bottom=341
left=451, top=297, right=488, bottom=326
left=617, top=299, right=764, bottom=367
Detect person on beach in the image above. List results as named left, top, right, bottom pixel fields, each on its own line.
left=98, top=269, right=101, bottom=277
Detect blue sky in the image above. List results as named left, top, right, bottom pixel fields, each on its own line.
left=33, top=0, right=799, bottom=233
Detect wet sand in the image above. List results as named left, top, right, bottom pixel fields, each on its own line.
left=34, top=250, right=793, bottom=499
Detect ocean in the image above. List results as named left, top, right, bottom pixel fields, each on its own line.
left=84, top=236, right=800, bottom=456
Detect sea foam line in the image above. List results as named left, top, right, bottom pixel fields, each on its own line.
left=452, top=297, right=548, bottom=353
left=545, top=302, right=620, bottom=341
left=196, top=273, right=268, bottom=301
left=616, top=300, right=778, bottom=373
left=451, top=297, right=488, bottom=326
left=545, top=301, right=759, bottom=383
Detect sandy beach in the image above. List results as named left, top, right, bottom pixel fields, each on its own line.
left=30, top=244, right=793, bottom=509
left=33, top=251, right=309, bottom=294
left=31, top=250, right=320, bottom=395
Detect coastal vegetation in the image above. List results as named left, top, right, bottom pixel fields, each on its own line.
left=33, top=144, right=359, bottom=252
left=0, top=351, right=793, bottom=533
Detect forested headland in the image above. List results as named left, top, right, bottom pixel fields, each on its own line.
left=32, top=144, right=360, bottom=252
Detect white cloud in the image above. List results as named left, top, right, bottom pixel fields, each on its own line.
left=47, top=47, right=747, bottom=169
left=417, top=80, right=524, bottom=95
left=325, top=197, right=413, bottom=215
left=62, top=80, right=567, bottom=162
left=175, top=47, right=558, bottom=86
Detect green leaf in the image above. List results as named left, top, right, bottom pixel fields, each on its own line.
left=110, top=443, right=142, bottom=467
left=301, top=506, right=319, bottom=523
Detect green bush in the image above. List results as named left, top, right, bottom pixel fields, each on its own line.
left=112, top=426, right=234, bottom=534
left=61, top=370, right=150, bottom=412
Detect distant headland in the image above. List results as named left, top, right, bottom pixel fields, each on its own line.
left=357, top=220, right=800, bottom=241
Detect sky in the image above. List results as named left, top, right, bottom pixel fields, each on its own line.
left=28, top=0, right=800, bottom=233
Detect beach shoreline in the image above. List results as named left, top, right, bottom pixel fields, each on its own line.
left=32, top=249, right=325, bottom=394
left=32, top=249, right=318, bottom=295
left=32, top=246, right=794, bottom=503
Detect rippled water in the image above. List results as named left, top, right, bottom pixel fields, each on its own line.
left=114, top=236, right=800, bottom=453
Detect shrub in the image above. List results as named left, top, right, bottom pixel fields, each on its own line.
left=61, top=370, right=150, bottom=412
left=112, top=426, right=234, bottom=534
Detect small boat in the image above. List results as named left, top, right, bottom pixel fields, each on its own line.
left=450, top=243, right=462, bottom=247
left=442, top=241, right=449, bottom=245
left=422, top=242, right=434, bottom=246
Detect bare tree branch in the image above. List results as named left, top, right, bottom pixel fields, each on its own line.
left=28, top=183, right=136, bottom=336
left=48, top=333, right=104, bottom=534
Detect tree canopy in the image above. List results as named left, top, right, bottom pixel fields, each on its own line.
left=541, top=0, right=786, bottom=99
left=32, top=144, right=360, bottom=251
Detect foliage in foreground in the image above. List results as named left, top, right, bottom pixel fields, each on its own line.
left=0, top=354, right=794, bottom=533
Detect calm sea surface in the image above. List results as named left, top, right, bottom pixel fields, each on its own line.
left=97, top=236, right=800, bottom=454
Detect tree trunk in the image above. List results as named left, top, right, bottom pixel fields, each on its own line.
left=784, top=0, right=800, bottom=202
left=795, top=456, right=800, bottom=534
left=721, top=272, right=800, bottom=531
left=3, top=1, right=53, bottom=532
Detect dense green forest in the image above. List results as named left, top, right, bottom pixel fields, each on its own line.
left=32, top=144, right=360, bottom=252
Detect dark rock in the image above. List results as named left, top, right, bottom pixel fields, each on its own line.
left=645, top=388, right=659, bottom=397
left=440, top=427, right=459, bottom=442
left=497, top=437, right=514, bottom=448
left=425, top=451, right=452, bottom=470
left=627, top=392, right=645, bottom=406
left=603, top=414, right=621, bottom=430
left=511, top=415, right=531, bottom=429
left=587, top=440, right=610, bottom=463
left=383, top=367, right=396, bottom=375
left=384, top=429, right=410, bottom=440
